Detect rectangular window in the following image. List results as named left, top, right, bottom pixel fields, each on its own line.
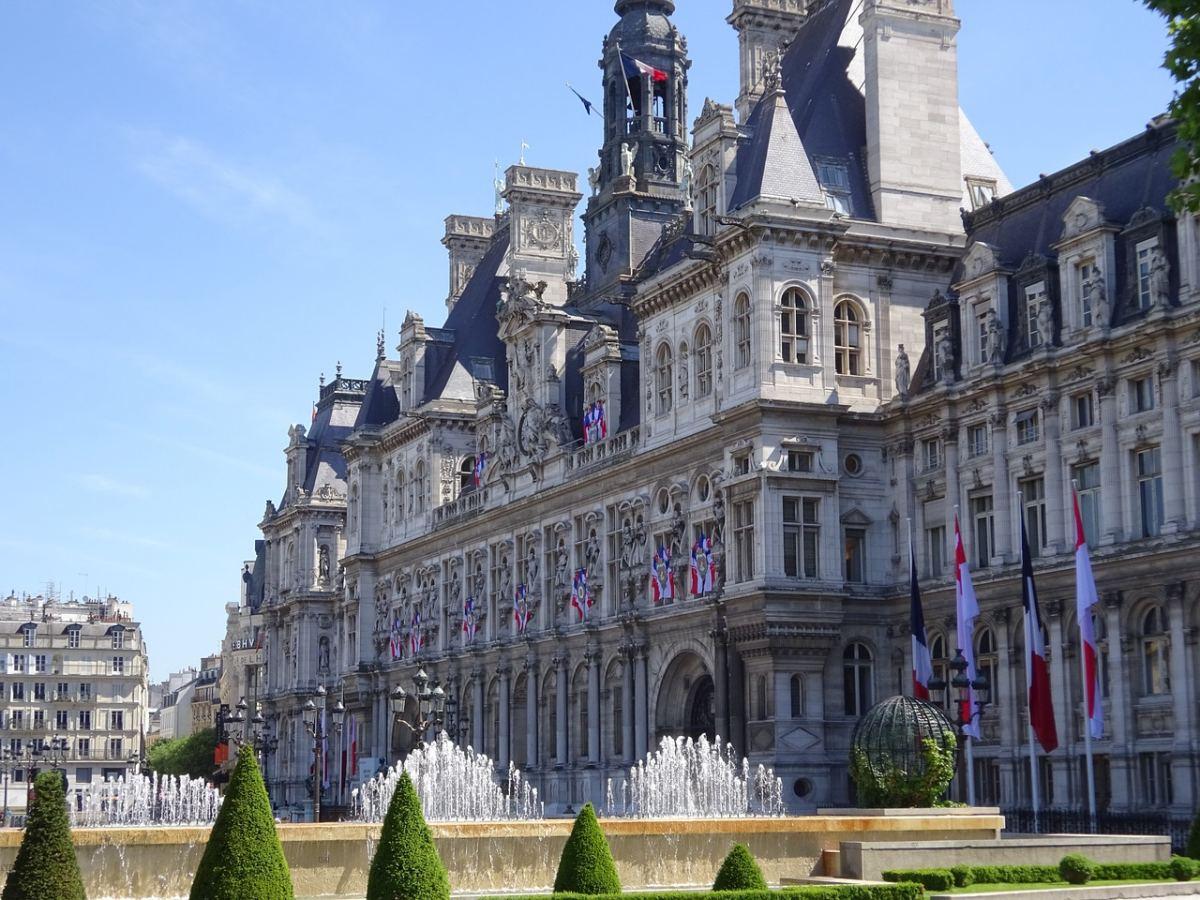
left=1137, top=239, right=1158, bottom=311
left=844, top=528, right=866, bottom=583
left=111, top=631, right=124, bottom=649
left=111, top=657, right=125, bottom=675
left=10, top=711, right=22, bottom=730
left=733, top=500, right=755, bottom=583
left=76, top=738, right=90, bottom=759
left=76, top=767, right=92, bottom=783
left=55, top=711, right=68, bottom=730
left=1072, top=391, right=1095, bottom=429
left=926, top=525, right=946, bottom=578
left=1131, top=376, right=1156, bottom=413
left=32, top=682, right=45, bottom=702
left=1073, top=462, right=1102, bottom=547
left=967, top=423, right=989, bottom=458
left=1025, top=282, right=1047, bottom=348
left=111, top=710, right=124, bottom=731
left=733, top=453, right=751, bottom=476
left=32, top=710, right=44, bottom=730
left=922, top=438, right=942, bottom=472
left=10, top=683, right=23, bottom=701
left=78, top=710, right=91, bottom=731
left=1139, top=752, right=1174, bottom=807
left=79, top=683, right=91, bottom=702
left=55, top=682, right=68, bottom=700
left=67, top=630, right=80, bottom=649
left=966, top=177, right=998, bottom=211
left=1021, top=478, right=1047, bottom=554
left=1193, top=359, right=1200, bottom=400
left=931, top=322, right=950, bottom=382
left=21, top=628, right=34, bottom=649
left=1077, top=259, right=1096, bottom=328
left=786, top=450, right=813, bottom=473
left=816, top=161, right=851, bottom=214
left=108, top=737, right=123, bottom=759
left=977, top=311, right=990, bottom=364
left=33, top=655, right=46, bottom=674
left=783, top=498, right=820, bottom=578
left=12, top=655, right=26, bottom=674
left=1016, top=409, right=1040, bottom=445
left=970, top=494, right=995, bottom=569
left=1137, top=447, right=1165, bottom=538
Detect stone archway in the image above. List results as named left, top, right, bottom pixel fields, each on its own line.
left=654, top=651, right=714, bottom=744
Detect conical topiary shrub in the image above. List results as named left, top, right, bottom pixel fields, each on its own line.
left=2, top=770, right=85, bottom=900
left=189, top=749, right=293, bottom=899
left=366, top=770, right=450, bottom=900
left=713, top=843, right=767, bottom=891
left=552, top=802, right=621, bottom=895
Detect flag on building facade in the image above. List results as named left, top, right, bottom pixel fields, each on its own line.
left=650, top=544, right=674, bottom=604
left=514, top=583, right=532, bottom=634
left=349, top=714, right=358, bottom=778
left=620, top=50, right=669, bottom=83
left=1074, top=489, right=1104, bottom=740
left=690, top=534, right=715, bottom=597
left=910, top=532, right=933, bottom=701
left=472, top=452, right=487, bottom=489
left=954, top=515, right=982, bottom=739
left=582, top=400, right=608, bottom=445
left=571, top=568, right=592, bottom=621
left=388, top=611, right=403, bottom=661
left=408, top=609, right=423, bottom=657
left=567, top=83, right=596, bottom=116
left=462, top=596, right=478, bottom=644
left=1021, top=514, right=1059, bottom=753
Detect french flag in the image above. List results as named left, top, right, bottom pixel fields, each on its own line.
left=621, top=51, right=669, bottom=84
left=954, top=516, right=981, bottom=739
left=1074, top=489, right=1104, bottom=740
left=1021, top=513, right=1059, bottom=753
left=910, top=533, right=933, bottom=701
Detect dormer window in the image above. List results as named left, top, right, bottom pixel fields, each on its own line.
left=931, top=321, right=950, bottom=382
left=1025, top=282, right=1047, bottom=348
left=976, top=309, right=990, bottom=364
left=1077, top=259, right=1098, bottom=328
left=1136, top=238, right=1159, bottom=311
left=698, top=164, right=718, bottom=236
left=816, top=160, right=851, bottom=215
left=966, top=177, right=998, bottom=211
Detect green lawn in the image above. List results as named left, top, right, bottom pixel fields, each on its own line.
left=945, top=879, right=1177, bottom=894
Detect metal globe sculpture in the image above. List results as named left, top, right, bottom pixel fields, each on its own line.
left=849, top=695, right=958, bottom=808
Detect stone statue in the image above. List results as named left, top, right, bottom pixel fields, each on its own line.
left=620, top=142, right=636, bottom=179
left=584, top=530, right=601, bottom=571
left=986, top=309, right=1005, bottom=358
left=526, top=542, right=540, bottom=586
left=587, top=166, right=600, bottom=196
left=761, top=46, right=782, bottom=94
left=494, top=168, right=505, bottom=215
left=498, top=554, right=513, bottom=601
left=1150, top=248, right=1171, bottom=308
left=681, top=158, right=694, bottom=204
left=937, top=332, right=955, bottom=382
left=712, top=489, right=727, bottom=543
left=318, top=636, right=330, bottom=673
left=318, top=546, right=331, bottom=585
left=554, top=540, right=570, bottom=589
left=1036, top=301, right=1054, bottom=346
left=894, top=344, right=911, bottom=397
left=1088, top=267, right=1110, bottom=325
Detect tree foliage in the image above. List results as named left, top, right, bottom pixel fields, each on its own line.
left=1143, top=1, right=1200, bottom=211
left=2, top=771, right=86, bottom=900
left=189, top=750, right=293, bottom=900
left=147, top=727, right=217, bottom=780
left=553, top=803, right=622, bottom=895
left=366, top=770, right=450, bottom=900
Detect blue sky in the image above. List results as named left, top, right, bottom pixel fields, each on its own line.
left=0, top=0, right=1174, bottom=680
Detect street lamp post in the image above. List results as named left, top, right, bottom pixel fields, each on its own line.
left=302, top=687, right=344, bottom=823
left=0, top=748, right=13, bottom=825
left=929, top=648, right=993, bottom=803
left=387, top=669, right=446, bottom=763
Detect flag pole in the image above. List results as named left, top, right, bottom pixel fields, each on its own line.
left=955, top=503, right=977, bottom=807
left=905, top=515, right=914, bottom=699
left=1018, top=489, right=1040, bottom=834
left=614, top=41, right=637, bottom=130
left=1072, top=479, right=1098, bottom=832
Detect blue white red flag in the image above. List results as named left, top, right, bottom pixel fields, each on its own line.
left=388, top=611, right=403, bottom=661
left=571, top=568, right=592, bottom=621
left=650, top=545, right=674, bottom=604
left=621, top=51, right=669, bottom=84
left=408, top=609, right=423, bottom=657
left=954, top=516, right=982, bottom=739
left=690, top=535, right=715, bottom=597
left=514, top=583, right=532, bottom=635
left=1022, top=514, right=1058, bottom=753
left=472, top=452, right=487, bottom=488
left=909, top=531, right=933, bottom=701
left=462, top=596, right=477, bottom=644
left=582, top=401, right=608, bottom=445
left=1073, top=488, right=1104, bottom=740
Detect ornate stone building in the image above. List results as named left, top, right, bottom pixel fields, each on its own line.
left=255, top=0, right=1200, bottom=819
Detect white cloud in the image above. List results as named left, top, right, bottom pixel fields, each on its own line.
left=77, top=474, right=150, bottom=499
left=133, top=132, right=323, bottom=233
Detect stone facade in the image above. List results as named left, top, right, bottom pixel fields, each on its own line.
left=254, top=0, right=1200, bottom=821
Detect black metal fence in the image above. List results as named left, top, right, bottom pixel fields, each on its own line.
left=1003, top=807, right=1191, bottom=852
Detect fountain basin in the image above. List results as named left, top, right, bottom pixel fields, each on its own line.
left=0, top=812, right=1003, bottom=898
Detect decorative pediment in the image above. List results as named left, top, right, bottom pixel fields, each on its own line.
left=840, top=507, right=872, bottom=527
left=962, top=242, right=1001, bottom=280
left=1060, top=196, right=1108, bottom=241
left=1016, top=251, right=1050, bottom=277
left=1126, top=206, right=1163, bottom=233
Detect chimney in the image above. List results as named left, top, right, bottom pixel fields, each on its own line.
left=727, top=0, right=808, bottom=122
left=442, top=216, right=495, bottom=313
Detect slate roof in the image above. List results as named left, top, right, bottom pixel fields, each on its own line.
left=729, top=87, right=825, bottom=210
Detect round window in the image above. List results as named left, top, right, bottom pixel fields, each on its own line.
left=657, top=489, right=670, bottom=515
left=793, top=778, right=813, bottom=799
left=695, top=476, right=711, bottom=503
left=844, top=453, right=863, bottom=476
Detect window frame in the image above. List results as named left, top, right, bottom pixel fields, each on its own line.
left=734, top=293, right=752, bottom=370
left=833, top=297, right=864, bottom=376
left=779, top=288, right=809, bottom=365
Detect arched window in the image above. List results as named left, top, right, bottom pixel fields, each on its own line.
left=834, top=298, right=864, bottom=375
left=789, top=674, right=804, bottom=718
left=459, top=457, right=474, bottom=493
left=843, top=643, right=873, bottom=716
left=394, top=469, right=405, bottom=523
left=780, top=288, right=809, bottom=364
left=755, top=675, right=769, bottom=721
left=976, top=627, right=999, bottom=705
left=1142, top=606, right=1171, bottom=695
left=930, top=633, right=949, bottom=711
left=698, top=164, right=718, bottom=236
left=694, top=323, right=713, bottom=398
left=413, top=460, right=427, bottom=513
left=734, top=293, right=751, bottom=369
left=655, top=343, right=673, bottom=414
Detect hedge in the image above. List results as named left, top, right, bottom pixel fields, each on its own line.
left=508, top=888, right=924, bottom=900
left=879, top=868, right=954, bottom=891
left=2, top=771, right=86, bottom=900
left=885, top=859, right=1195, bottom=886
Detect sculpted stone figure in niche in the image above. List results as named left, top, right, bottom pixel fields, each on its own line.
left=894, top=344, right=911, bottom=397
left=1087, top=267, right=1110, bottom=325
left=986, top=309, right=1005, bottom=358
left=554, top=539, right=570, bottom=589
left=620, top=142, right=636, bottom=179
left=318, top=545, right=331, bottom=586
left=1150, top=248, right=1171, bottom=308
left=1036, top=301, right=1054, bottom=346
left=937, top=332, right=955, bottom=382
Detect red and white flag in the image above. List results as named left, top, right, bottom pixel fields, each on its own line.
left=1021, top=513, right=1059, bottom=753
left=954, top=516, right=981, bottom=739
left=1074, top=489, right=1104, bottom=741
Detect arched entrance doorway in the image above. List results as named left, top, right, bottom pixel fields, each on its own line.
left=654, top=651, right=714, bottom=744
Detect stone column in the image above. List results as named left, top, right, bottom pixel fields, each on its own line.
left=1167, top=583, right=1194, bottom=811
left=1103, top=591, right=1131, bottom=810
left=944, top=426, right=961, bottom=545
left=1160, top=364, right=1186, bottom=533
left=1042, top=395, right=1066, bottom=555
left=713, top=623, right=730, bottom=741
left=1098, top=378, right=1124, bottom=546
left=1046, top=601, right=1071, bottom=794
left=990, top=609, right=1016, bottom=803
left=990, top=411, right=1013, bottom=562
left=472, top=668, right=485, bottom=753
left=555, top=653, right=569, bottom=768
left=634, top=644, right=649, bottom=760
left=621, top=651, right=635, bottom=764
left=728, top=648, right=746, bottom=755
left=587, top=648, right=601, bottom=766
left=525, top=657, right=539, bottom=769
left=498, top=664, right=511, bottom=771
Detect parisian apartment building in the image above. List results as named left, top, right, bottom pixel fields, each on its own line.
left=0, top=593, right=149, bottom=817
